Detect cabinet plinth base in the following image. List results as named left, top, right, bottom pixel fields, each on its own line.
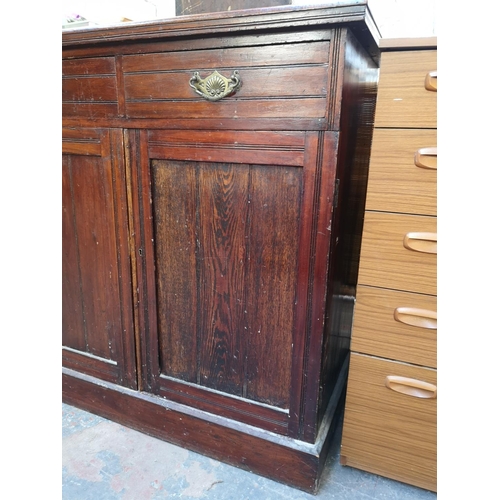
left=62, top=363, right=347, bottom=493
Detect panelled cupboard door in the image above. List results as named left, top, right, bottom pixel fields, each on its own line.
left=129, top=129, right=339, bottom=438
left=62, top=128, right=137, bottom=389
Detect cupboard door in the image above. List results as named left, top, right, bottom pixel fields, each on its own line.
left=62, top=128, right=137, bottom=388
left=129, top=129, right=339, bottom=437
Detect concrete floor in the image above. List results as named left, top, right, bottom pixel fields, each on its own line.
left=62, top=403, right=437, bottom=499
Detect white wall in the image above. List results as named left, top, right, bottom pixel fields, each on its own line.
left=291, top=0, right=437, bottom=38
left=63, top=0, right=437, bottom=38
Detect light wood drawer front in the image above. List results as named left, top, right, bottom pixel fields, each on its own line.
left=352, top=285, right=436, bottom=367
left=341, top=353, right=437, bottom=492
left=358, top=212, right=436, bottom=295
left=365, top=129, right=437, bottom=216
left=374, top=50, right=437, bottom=129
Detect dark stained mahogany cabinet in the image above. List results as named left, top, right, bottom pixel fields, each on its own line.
left=62, top=3, right=379, bottom=492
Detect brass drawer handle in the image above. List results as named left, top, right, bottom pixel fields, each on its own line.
left=414, top=147, right=437, bottom=170
left=385, top=376, right=437, bottom=399
left=189, top=70, right=241, bottom=102
left=394, top=307, right=437, bottom=329
left=403, top=232, right=437, bottom=254
left=424, top=70, right=437, bottom=91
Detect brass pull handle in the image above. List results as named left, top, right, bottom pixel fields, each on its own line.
left=189, top=70, right=241, bottom=102
left=385, top=376, right=437, bottom=399
left=424, top=70, right=437, bottom=91
left=414, top=147, right=437, bottom=170
left=403, top=232, right=437, bottom=254
left=394, top=307, right=437, bottom=329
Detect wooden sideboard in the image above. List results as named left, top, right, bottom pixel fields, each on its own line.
left=340, top=37, right=437, bottom=492
left=62, top=3, right=380, bottom=492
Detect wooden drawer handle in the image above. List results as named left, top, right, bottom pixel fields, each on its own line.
left=403, top=232, right=437, bottom=254
left=414, top=147, right=437, bottom=170
left=394, top=307, right=437, bottom=329
left=385, top=376, right=437, bottom=399
left=424, top=71, right=437, bottom=91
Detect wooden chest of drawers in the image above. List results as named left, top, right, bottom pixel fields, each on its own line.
left=62, top=3, right=380, bottom=493
left=340, top=37, right=437, bottom=492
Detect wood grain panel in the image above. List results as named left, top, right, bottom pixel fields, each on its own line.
left=149, top=129, right=306, bottom=149
left=341, top=353, right=436, bottom=492
left=63, top=30, right=332, bottom=61
left=62, top=141, right=101, bottom=156
left=68, top=153, right=120, bottom=360
left=124, top=66, right=327, bottom=100
left=63, top=129, right=136, bottom=387
left=374, top=50, right=437, bottom=129
left=62, top=57, right=116, bottom=76
left=357, top=212, right=436, bottom=295
left=365, top=128, right=437, bottom=216
left=152, top=161, right=198, bottom=383
left=125, top=97, right=326, bottom=120
left=62, top=102, right=119, bottom=119
left=62, top=156, right=86, bottom=351
left=151, top=159, right=302, bottom=409
left=245, top=165, right=301, bottom=407
left=352, top=285, right=436, bottom=368
left=197, top=162, right=249, bottom=395
left=123, top=40, right=329, bottom=121
left=62, top=57, right=118, bottom=119
left=148, top=129, right=305, bottom=166
left=63, top=76, right=118, bottom=103
left=121, top=42, right=330, bottom=73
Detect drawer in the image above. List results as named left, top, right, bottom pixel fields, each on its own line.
left=357, top=211, right=436, bottom=295
left=374, top=50, right=437, bottom=128
left=365, top=128, right=437, bottom=216
left=352, top=285, right=436, bottom=368
left=122, top=40, right=330, bottom=120
left=62, top=57, right=119, bottom=119
left=341, top=353, right=437, bottom=492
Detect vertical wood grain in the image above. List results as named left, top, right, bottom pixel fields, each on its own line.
left=152, top=161, right=199, bottom=383
left=62, top=155, right=86, bottom=351
left=152, top=159, right=302, bottom=408
left=245, top=164, right=301, bottom=407
left=70, top=152, right=120, bottom=360
left=197, top=163, right=249, bottom=395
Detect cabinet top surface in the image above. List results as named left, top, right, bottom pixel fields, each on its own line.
left=62, top=1, right=380, bottom=55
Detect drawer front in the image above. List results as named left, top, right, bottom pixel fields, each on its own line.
left=62, top=57, right=119, bottom=119
left=352, top=285, right=436, bottom=367
left=365, top=128, right=437, bottom=216
left=341, top=353, right=437, bottom=492
left=122, top=40, right=330, bottom=120
left=358, top=212, right=436, bottom=295
left=374, top=50, right=437, bottom=128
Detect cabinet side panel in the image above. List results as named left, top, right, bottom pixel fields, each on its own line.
left=151, top=161, right=198, bottom=383
left=245, top=165, right=301, bottom=407
left=319, top=28, right=379, bottom=424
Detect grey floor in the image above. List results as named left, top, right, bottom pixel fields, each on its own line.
left=62, top=402, right=437, bottom=499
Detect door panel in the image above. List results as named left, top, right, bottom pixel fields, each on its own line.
left=130, top=129, right=336, bottom=436
left=62, top=128, right=136, bottom=388
left=152, top=160, right=301, bottom=407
